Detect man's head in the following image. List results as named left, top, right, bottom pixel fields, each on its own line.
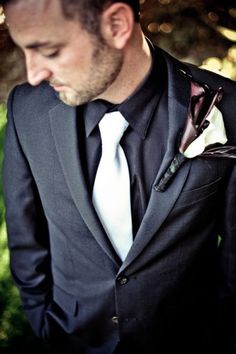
left=0, top=0, right=142, bottom=105
left=2, top=0, right=142, bottom=106
left=1, top=0, right=140, bottom=34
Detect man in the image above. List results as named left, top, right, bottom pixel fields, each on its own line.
left=2, top=0, right=236, bottom=353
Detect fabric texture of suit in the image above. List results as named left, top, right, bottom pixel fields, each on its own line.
left=3, top=47, right=236, bottom=354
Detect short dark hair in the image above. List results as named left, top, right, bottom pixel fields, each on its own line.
left=0, top=0, right=140, bottom=34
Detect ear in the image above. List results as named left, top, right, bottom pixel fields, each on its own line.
left=100, top=3, right=135, bottom=49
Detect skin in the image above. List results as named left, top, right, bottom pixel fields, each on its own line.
left=4, top=0, right=152, bottom=106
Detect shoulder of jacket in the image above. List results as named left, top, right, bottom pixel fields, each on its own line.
left=157, top=45, right=235, bottom=93
left=184, top=62, right=236, bottom=93
left=8, top=81, right=60, bottom=117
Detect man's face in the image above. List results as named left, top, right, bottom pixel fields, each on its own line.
left=5, top=0, right=123, bottom=106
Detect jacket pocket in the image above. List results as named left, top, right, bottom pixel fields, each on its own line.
left=175, top=177, right=222, bottom=208
left=53, top=285, right=78, bottom=316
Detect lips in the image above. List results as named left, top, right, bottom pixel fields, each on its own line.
left=49, top=83, right=66, bottom=92
left=52, top=85, right=66, bottom=92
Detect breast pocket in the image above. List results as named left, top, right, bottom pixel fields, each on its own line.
left=175, top=177, right=222, bottom=208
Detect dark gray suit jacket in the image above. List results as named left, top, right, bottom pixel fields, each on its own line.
left=3, top=48, right=236, bottom=354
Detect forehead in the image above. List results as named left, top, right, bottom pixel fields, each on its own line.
left=5, top=0, right=55, bottom=18
left=5, top=0, right=63, bottom=25
left=5, top=0, right=80, bottom=46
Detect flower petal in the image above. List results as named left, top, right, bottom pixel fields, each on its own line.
left=183, top=106, right=227, bottom=158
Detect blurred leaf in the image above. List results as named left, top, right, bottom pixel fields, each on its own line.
left=217, top=26, right=236, bottom=41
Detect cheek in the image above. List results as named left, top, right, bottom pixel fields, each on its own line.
left=59, top=55, right=88, bottom=78
left=63, top=48, right=89, bottom=67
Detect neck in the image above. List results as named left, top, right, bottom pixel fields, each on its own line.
left=98, top=28, right=152, bottom=104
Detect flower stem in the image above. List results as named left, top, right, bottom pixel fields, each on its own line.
left=154, top=153, right=187, bottom=192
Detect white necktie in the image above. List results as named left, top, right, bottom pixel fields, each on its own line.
left=92, top=111, right=133, bottom=261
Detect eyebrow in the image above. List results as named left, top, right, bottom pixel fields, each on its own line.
left=25, top=41, right=53, bottom=49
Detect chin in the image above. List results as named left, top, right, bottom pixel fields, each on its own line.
left=59, top=91, right=80, bottom=107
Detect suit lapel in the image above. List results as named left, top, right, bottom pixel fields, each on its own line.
left=120, top=51, right=192, bottom=272
left=49, top=102, right=120, bottom=266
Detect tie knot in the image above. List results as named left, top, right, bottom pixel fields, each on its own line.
left=99, top=111, right=129, bottom=147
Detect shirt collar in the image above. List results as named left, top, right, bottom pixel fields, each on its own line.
left=83, top=44, right=166, bottom=139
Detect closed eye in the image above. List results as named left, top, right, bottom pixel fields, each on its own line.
left=42, top=50, right=60, bottom=58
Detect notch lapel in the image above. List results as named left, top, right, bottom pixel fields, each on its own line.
left=49, top=102, right=120, bottom=266
left=120, top=52, right=192, bottom=272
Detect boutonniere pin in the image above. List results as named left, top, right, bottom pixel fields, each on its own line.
left=155, top=76, right=236, bottom=192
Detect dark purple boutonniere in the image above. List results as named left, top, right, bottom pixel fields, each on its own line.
left=155, top=77, right=236, bottom=192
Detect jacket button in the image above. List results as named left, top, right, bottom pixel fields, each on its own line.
left=111, top=316, right=119, bottom=324
left=117, top=276, right=128, bottom=285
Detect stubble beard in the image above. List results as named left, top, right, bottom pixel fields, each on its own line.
left=58, top=41, right=123, bottom=107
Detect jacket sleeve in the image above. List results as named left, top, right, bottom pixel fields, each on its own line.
left=217, top=162, right=236, bottom=350
left=2, top=88, right=52, bottom=338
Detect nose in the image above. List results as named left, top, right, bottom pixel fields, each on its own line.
left=25, top=51, right=52, bottom=86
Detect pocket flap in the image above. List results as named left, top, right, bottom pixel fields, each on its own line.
left=176, top=177, right=222, bottom=207
left=53, top=285, right=78, bottom=316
